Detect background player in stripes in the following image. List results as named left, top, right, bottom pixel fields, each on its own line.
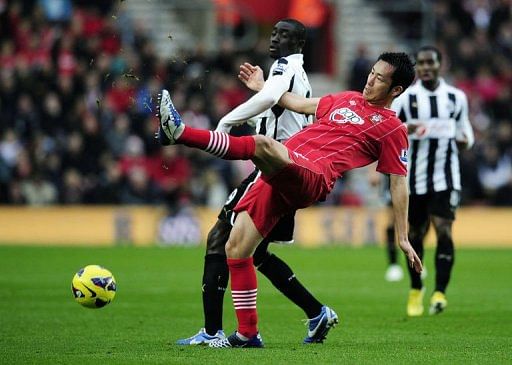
left=169, top=19, right=337, bottom=346
left=158, top=52, right=423, bottom=347
left=391, top=45, right=474, bottom=316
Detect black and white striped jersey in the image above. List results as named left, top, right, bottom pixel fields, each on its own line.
left=391, top=78, right=474, bottom=195
left=216, top=54, right=312, bottom=141
left=256, top=54, right=313, bottom=141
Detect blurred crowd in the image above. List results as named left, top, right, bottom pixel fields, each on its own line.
left=0, top=0, right=511, bottom=209
left=0, top=0, right=262, bottom=210
left=434, top=0, right=512, bottom=205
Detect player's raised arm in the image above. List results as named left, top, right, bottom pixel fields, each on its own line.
left=389, top=174, right=423, bottom=274
left=239, top=62, right=319, bottom=116
left=216, top=70, right=288, bottom=132
left=278, top=93, right=320, bottom=116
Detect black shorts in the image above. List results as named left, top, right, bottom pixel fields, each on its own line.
left=218, top=169, right=296, bottom=243
left=408, top=190, right=460, bottom=227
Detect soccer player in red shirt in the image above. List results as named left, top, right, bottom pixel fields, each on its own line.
left=158, top=52, right=423, bottom=348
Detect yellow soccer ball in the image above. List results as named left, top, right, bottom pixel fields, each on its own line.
left=72, top=265, right=117, bottom=308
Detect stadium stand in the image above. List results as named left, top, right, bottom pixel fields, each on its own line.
left=0, top=0, right=510, bottom=209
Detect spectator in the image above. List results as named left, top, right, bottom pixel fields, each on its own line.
left=20, top=172, right=58, bottom=205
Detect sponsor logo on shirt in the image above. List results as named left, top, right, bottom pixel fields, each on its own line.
left=399, top=149, right=408, bottom=164
left=273, top=59, right=288, bottom=76
left=329, top=107, right=364, bottom=125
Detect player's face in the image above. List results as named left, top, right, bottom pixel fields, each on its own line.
left=416, top=50, right=440, bottom=83
left=363, top=60, right=395, bottom=105
left=269, top=21, right=301, bottom=59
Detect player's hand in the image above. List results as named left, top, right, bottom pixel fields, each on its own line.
left=238, top=63, right=265, bottom=92
left=398, top=239, right=423, bottom=274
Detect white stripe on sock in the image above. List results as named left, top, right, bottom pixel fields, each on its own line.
left=233, top=295, right=257, bottom=300
left=205, top=131, right=230, bottom=157
left=218, top=132, right=229, bottom=157
left=235, top=303, right=256, bottom=309
left=232, top=289, right=257, bottom=309
left=206, top=131, right=220, bottom=155
left=206, top=131, right=215, bottom=152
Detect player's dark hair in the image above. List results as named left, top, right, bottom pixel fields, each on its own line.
left=378, top=52, right=416, bottom=92
left=416, top=45, right=442, bottom=63
left=280, top=18, right=307, bottom=43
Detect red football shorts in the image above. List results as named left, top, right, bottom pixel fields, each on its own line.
left=233, top=152, right=332, bottom=237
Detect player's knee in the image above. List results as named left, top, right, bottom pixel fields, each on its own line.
left=437, top=230, right=454, bottom=249
left=254, top=135, right=278, bottom=158
left=225, top=237, right=239, bottom=258
left=206, top=220, right=231, bottom=256
left=436, top=225, right=452, bottom=239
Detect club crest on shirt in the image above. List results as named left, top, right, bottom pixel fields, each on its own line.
left=370, top=113, right=382, bottom=123
left=399, top=149, right=408, bottom=164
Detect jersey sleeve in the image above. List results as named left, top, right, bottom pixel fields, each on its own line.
left=268, top=57, right=296, bottom=89
left=376, top=123, right=409, bottom=176
left=215, top=59, right=293, bottom=132
left=454, top=91, right=474, bottom=149
left=390, top=93, right=407, bottom=123
left=316, top=91, right=351, bottom=119
left=315, top=94, right=334, bottom=119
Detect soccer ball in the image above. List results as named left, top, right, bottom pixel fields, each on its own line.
left=72, top=265, right=117, bottom=308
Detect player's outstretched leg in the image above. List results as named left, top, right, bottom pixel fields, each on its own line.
left=156, top=89, right=185, bottom=144
left=157, top=88, right=256, bottom=160
left=303, top=305, right=339, bottom=344
left=155, top=90, right=171, bottom=146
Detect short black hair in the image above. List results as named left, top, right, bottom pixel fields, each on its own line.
left=280, top=18, right=307, bottom=43
left=377, top=52, right=416, bottom=92
left=415, top=45, right=442, bottom=63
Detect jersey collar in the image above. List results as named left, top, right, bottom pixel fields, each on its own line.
left=418, top=77, right=446, bottom=93
left=286, top=53, right=304, bottom=65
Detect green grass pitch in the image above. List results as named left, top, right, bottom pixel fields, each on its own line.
left=0, top=245, right=511, bottom=364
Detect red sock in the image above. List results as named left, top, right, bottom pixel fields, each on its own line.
left=178, top=126, right=255, bottom=160
left=227, top=257, right=258, bottom=338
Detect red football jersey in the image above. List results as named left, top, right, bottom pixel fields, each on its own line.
left=284, top=91, right=408, bottom=191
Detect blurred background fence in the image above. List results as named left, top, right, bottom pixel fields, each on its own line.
left=0, top=206, right=509, bottom=247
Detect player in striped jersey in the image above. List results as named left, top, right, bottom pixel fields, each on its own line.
left=158, top=52, right=423, bottom=347
left=391, top=46, right=474, bottom=316
left=172, top=19, right=336, bottom=346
